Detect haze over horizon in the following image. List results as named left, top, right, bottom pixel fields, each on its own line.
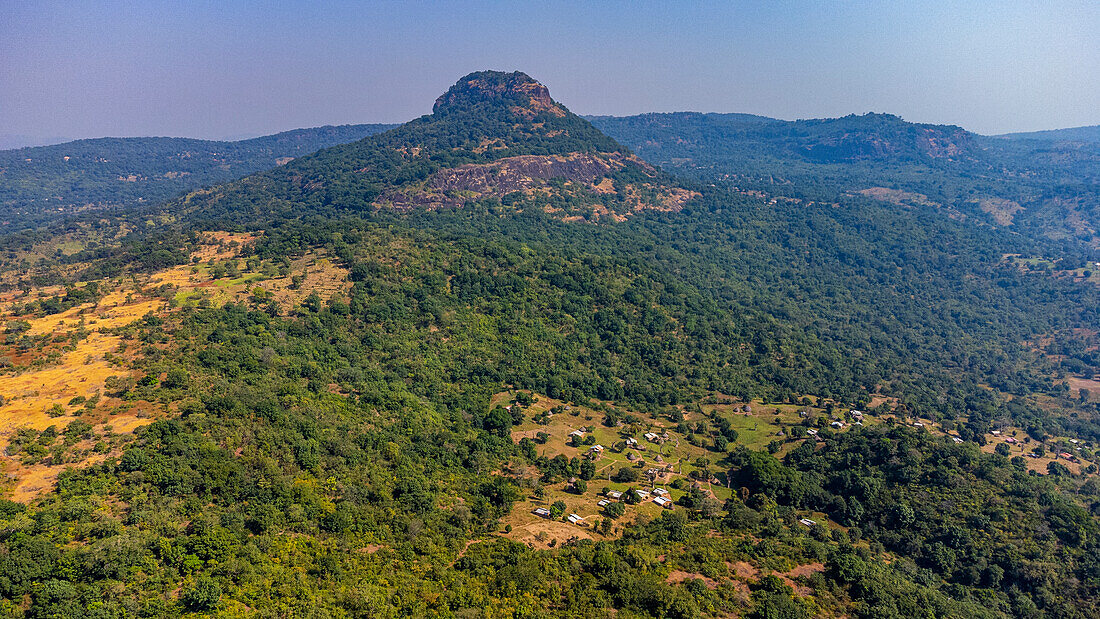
left=3, top=0, right=1098, bottom=146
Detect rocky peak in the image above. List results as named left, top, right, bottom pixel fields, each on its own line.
left=433, top=71, right=565, bottom=118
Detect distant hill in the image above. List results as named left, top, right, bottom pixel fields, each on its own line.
left=592, top=111, right=1100, bottom=245
left=590, top=111, right=983, bottom=165
left=0, top=123, right=396, bottom=229
left=996, top=125, right=1100, bottom=142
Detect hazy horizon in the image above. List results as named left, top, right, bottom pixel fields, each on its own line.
left=3, top=1, right=1098, bottom=145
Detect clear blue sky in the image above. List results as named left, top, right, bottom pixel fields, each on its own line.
left=2, top=0, right=1097, bottom=143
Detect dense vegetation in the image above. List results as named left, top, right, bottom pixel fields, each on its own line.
left=0, top=124, right=395, bottom=230
left=1, top=71, right=1100, bottom=616
left=590, top=112, right=1100, bottom=249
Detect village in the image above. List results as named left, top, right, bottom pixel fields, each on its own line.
left=495, top=389, right=1100, bottom=548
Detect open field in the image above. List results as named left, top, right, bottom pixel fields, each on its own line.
left=0, top=232, right=355, bottom=501
left=499, top=391, right=871, bottom=546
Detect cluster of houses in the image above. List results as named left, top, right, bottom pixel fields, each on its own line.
left=531, top=486, right=675, bottom=527
left=989, top=429, right=1092, bottom=464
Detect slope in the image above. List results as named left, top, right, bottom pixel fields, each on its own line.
left=174, top=71, right=695, bottom=227
left=997, top=124, right=1100, bottom=142
left=0, top=123, right=396, bottom=230
left=592, top=111, right=1100, bottom=249
left=2, top=71, right=1100, bottom=618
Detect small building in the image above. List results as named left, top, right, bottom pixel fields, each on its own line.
left=851, top=410, right=863, bottom=419
left=644, top=432, right=660, bottom=442
left=569, top=429, right=584, bottom=438
left=653, top=487, right=669, bottom=497
left=607, top=491, right=623, bottom=499
left=912, top=422, right=923, bottom=428
left=567, top=513, right=584, bottom=525
left=831, top=421, right=844, bottom=429
left=806, top=428, right=818, bottom=436
left=991, top=430, right=1001, bottom=436
left=597, top=499, right=610, bottom=507
left=1005, top=437, right=1017, bottom=444
left=590, top=444, right=604, bottom=453
left=625, top=437, right=638, bottom=448
left=952, top=437, right=964, bottom=443
left=798, top=518, right=817, bottom=527
left=533, top=507, right=551, bottom=518
left=627, top=452, right=638, bottom=461
left=653, top=496, right=673, bottom=509
left=799, top=410, right=808, bottom=418
left=635, top=489, right=651, bottom=500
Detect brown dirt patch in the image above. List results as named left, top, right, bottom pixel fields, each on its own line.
left=728, top=561, right=759, bottom=580
left=785, top=562, right=825, bottom=579
left=857, top=187, right=938, bottom=208
left=1065, top=376, right=1100, bottom=400
left=190, top=231, right=258, bottom=262
left=506, top=516, right=595, bottom=548
left=976, top=197, right=1023, bottom=226
left=666, top=570, right=719, bottom=589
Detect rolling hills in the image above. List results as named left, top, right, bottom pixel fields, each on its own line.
left=0, top=71, right=1099, bottom=617
left=589, top=112, right=1100, bottom=250
left=0, top=123, right=396, bottom=229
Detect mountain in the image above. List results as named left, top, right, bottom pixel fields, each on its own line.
left=173, top=71, right=694, bottom=227
left=0, top=123, right=396, bottom=229
left=589, top=111, right=983, bottom=165
left=997, top=124, right=1100, bottom=142
left=592, top=111, right=1100, bottom=247
left=3, top=72, right=1100, bottom=618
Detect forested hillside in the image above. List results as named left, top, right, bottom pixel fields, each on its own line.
left=998, top=125, right=1100, bottom=142
left=1, top=71, right=1099, bottom=617
left=590, top=112, right=1100, bottom=250
left=0, top=124, right=396, bottom=229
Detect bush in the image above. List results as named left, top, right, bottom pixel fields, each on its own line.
left=182, top=577, right=222, bottom=611
left=612, top=467, right=639, bottom=483
left=605, top=501, right=625, bottom=518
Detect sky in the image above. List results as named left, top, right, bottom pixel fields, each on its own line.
left=2, top=0, right=1097, bottom=145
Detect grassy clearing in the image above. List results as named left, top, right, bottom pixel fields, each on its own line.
left=499, top=390, right=927, bottom=545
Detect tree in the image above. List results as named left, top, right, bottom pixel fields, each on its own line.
left=182, top=577, right=222, bottom=612
left=605, top=501, right=625, bottom=518
left=613, top=467, right=639, bottom=483
left=162, top=367, right=189, bottom=389
left=579, top=459, right=596, bottom=480
left=550, top=500, right=566, bottom=519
